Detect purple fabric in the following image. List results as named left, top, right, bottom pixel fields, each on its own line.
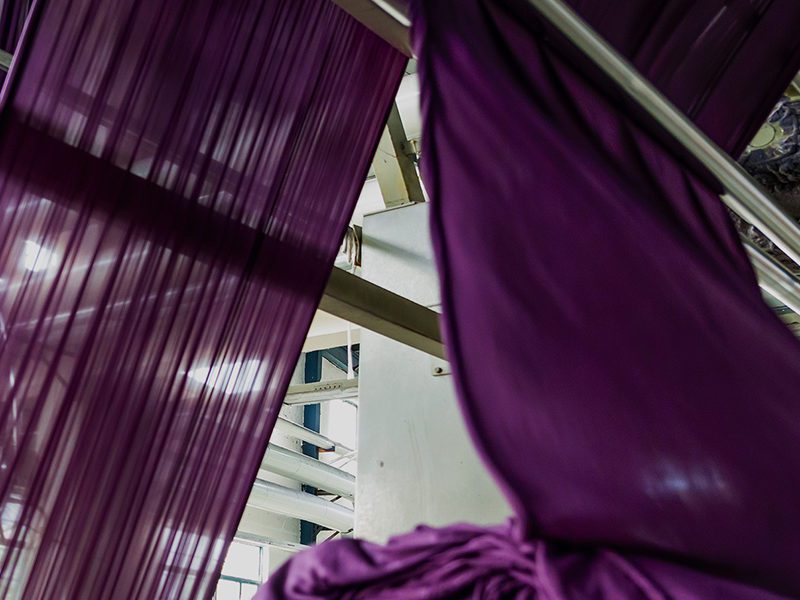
left=259, top=0, right=800, bottom=598
left=419, top=0, right=800, bottom=595
left=0, top=0, right=31, bottom=52
left=0, top=0, right=403, bottom=597
left=255, top=521, right=790, bottom=599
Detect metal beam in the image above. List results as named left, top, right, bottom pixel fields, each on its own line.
left=283, top=378, right=359, bottom=406
left=261, top=444, right=355, bottom=499
left=320, top=267, right=445, bottom=359
left=373, top=102, right=425, bottom=208
left=332, top=0, right=412, bottom=56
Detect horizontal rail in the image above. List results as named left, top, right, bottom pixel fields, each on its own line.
left=321, top=268, right=445, bottom=360
left=248, top=479, right=354, bottom=532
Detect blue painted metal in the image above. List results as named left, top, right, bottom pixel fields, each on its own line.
left=300, top=351, right=322, bottom=544
left=320, top=345, right=360, bottom=375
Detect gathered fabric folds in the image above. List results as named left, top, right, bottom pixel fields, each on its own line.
left=261, top=0, right=800, bottom=598
left=255, top=521, right=790, bottom=599
left=0, top=0, right=404, bottom=597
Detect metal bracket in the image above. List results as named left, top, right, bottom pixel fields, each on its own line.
left=372, top=102, right=425, bottom=208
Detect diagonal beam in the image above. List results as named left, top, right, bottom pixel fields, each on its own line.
left=332, top=0, right=411, bottom=56
left=0, top=50, right=12, bottom=71
left=320, top=267, right=445, bottom=359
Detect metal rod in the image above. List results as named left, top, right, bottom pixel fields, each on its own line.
left=260, top=443, right=355, bottom=499
left=525, top=0, right=800, bottom=268
left=373, top=102, right=425, bottom=208
left=273, top=417, right=354, bottom=454
left=247, top=480, right=354, bottom=532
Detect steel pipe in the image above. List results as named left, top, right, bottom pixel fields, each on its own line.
left=247, top=479, right=354, bottom=532
left=261, top=443, right=355, bottom=499
left=321, top=268, right=445, bottom=360
left=273, top=417, right=354, bottom=454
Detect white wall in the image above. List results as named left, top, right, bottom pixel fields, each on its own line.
left=355, top=203, right=512, bottom=543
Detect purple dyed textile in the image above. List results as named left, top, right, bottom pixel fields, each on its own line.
left=256, top=521, right=789, bottom=599
left=0, top=0, right=403, bottom=597
left=419, top=0, right=800, bottom=595
left=0, top=0, right=31, bottom=52
left=261, top=0, right=800, bottom=598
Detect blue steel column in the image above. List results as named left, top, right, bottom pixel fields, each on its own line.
left=300, top=351, right=322, bottom=545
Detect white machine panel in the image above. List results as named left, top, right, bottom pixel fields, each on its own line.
left=356, top=203, right=512, bottom=542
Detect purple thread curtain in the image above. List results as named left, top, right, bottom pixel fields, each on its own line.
left=0, top=0, right=404, bottom=597
left=0, top=0, right=30, bottom=53
left=259, top=0, right=800, bottom=598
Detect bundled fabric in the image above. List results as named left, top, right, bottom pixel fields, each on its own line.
left=256, top=521, right=789, bottom=599
left=0, top=0, right=404, bottom=597
left=262, top=0, right=800, bottom=598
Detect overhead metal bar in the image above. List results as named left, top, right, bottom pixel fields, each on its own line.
left=321, top=267, right=445, bottom=360
left=332, top=0, right=412, bottom=56
left=283, top=378, right=359, bottom=406
left=372, top=102, right=425, bottom=208
left=247, top=479, right=354, bottom=532
left=525, top=0, right=800, bottom=270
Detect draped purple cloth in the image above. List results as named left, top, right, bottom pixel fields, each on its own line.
left=256, top=522, right=789, bottom=599
left=260, top=0, right=800, bottom=598
left=420, top=0, right=800, bottom=593
left=0, top=0, right=404, bottom=597
left=0, top=0, right=30, bottom=52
